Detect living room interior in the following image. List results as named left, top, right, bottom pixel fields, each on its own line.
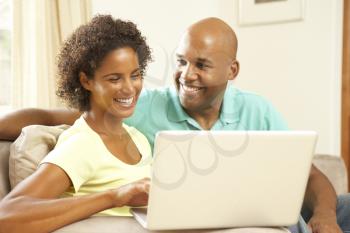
left=0, top=0, right=349, bottom=232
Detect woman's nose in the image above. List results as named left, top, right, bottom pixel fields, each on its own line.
left=121, top=78, right=135, bottom=94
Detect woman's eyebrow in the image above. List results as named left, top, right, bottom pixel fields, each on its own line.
left=102, top=68, right=141, bottom=78
left=131, top=68, right=141, bottom=74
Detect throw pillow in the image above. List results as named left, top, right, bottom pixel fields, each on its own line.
left=9, top=124, right=69, bottom=189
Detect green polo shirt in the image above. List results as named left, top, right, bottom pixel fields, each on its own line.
left=124, top=85, right=288, bottom=148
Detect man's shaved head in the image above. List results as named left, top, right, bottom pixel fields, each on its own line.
left=174, top=17, right=240, bottom=124
left=185, top=17, right=238, bottom=60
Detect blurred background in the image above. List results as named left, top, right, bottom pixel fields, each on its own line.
left=0, top=0, right=347, bottom=162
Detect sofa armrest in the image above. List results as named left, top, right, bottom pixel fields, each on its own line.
left=0, top=141, right=11, bottom=199
left=313, top=154, right=348, bottom=195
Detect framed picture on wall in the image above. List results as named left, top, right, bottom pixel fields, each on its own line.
left=238, top=0, right=305, bottom=26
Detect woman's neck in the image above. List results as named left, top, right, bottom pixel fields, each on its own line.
left=83, top=110, right=124, bottom=138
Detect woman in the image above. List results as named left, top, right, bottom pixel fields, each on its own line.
left=0, top=15, right=152, bottom=233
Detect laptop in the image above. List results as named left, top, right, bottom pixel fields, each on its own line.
left=132, top=130, right=317, bottom=230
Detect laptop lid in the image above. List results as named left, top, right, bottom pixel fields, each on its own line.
left=137, top=130, right=317, bottom=230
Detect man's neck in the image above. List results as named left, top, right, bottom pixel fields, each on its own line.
left=186, top=104, right=222, bottom=130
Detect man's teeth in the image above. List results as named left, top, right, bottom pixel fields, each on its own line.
left=114, top=97, right=133, bottom=106
left=181, top=84, right=202, bottom=92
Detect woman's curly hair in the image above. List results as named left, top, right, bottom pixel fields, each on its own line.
left=56, top=14, right=152, bottom=111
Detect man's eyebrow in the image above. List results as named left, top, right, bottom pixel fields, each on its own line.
left=197, top=57, right=213, bottom=65
left=176, top=54, right=213, bottom=65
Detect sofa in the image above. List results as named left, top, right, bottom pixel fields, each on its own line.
left=0, top=126, right=348, bottom=233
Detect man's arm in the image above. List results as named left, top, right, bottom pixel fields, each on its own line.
left=303, top=165, right=342, bottom=233
left=0, top=108, right=81, bottom=140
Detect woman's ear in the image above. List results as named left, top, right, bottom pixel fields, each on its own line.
left=79, top=72, right=92, bottom=91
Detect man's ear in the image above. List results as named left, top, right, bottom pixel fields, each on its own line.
left=228, top=60, right=240, bottom=81
left=79, top=72, right=92, bottom=91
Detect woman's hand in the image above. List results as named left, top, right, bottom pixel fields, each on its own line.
left=112, top=178, right=150, bottom=207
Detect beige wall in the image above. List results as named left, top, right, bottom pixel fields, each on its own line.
left=92, top=0, right=343, bottom=156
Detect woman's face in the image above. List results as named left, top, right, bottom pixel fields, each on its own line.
left=82, top=47, right=143, bottom=119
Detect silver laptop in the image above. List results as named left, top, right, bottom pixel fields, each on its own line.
left=132, top=130, right=317, bottom=230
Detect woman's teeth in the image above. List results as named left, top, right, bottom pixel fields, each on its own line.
left=114, top=97, right=134, bottom=106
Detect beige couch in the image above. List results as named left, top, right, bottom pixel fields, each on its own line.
left=0, top=133, right=348, bottom=233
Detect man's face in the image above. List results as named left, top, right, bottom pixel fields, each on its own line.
left=174, top=34, right=237, bottom=113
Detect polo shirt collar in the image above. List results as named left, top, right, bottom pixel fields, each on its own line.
left=219, top=85, right=240, bottom=124
left=167, top=85, right=240, bottom=124
left=167, top=87, right=190, bottom=122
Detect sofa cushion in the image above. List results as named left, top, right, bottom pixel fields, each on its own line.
left=54, top=216, right=290, bottom=233
left=0, top=141, right=11, bottom=199
left=313, top=154, right=348, bottom=195
left=9, top=124, right=69, bottom=189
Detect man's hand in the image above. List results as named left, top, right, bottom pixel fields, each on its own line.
left=112, top=178, right=150, bottom=207
left=307, top=212, right=342, bottom=233
left=303, top=165, right=341, bottom=233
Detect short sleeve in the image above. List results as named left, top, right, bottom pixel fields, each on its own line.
left=264, top=102, right=289, bottom=130
left=40, top=133, right=98, bottom=192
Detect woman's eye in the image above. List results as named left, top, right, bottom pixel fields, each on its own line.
left=131, top=73, right=141, bottom=80
left=109, top=77, right=120, bottom=82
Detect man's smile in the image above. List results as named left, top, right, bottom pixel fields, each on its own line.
left=179, top=83, right=205, bottom=95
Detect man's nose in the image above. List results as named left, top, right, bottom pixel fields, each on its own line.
left=181, top=64, right=197, bottom=81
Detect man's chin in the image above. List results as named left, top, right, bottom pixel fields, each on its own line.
left=179, top=96, right=200, bottom=111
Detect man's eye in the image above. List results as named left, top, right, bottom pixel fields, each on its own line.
left=176, top=59, right=187, bottom=66
left=196, top=62, right=208, bottom=70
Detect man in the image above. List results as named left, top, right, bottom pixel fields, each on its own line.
left=0, top=18, right=349, bottom=233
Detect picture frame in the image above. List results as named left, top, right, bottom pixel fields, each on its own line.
left=238, top=0, right=305, bottom=26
